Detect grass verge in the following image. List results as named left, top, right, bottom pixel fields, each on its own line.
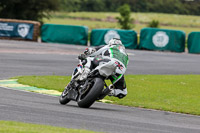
left=51, top=12, right=200, bottom=28
left=14, top=75, right=200, bottom=115
left=0, top=121, right=100, bottom=133
left=44, top=12, right=200, bottom=35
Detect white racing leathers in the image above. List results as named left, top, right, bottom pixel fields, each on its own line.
left=83, top=44, right=129, bottom=98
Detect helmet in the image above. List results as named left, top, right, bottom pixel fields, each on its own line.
left=108, top=38, right=122, bottom=47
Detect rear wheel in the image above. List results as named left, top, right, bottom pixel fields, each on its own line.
left=77, top=78, right=104, bottom=108
left=59, top=85, right=71, bottom=105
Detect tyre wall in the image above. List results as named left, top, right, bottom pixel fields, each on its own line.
left=41, top=24, right=88, bottom=46
left=139, top=28, right=185, bottom=52
left=90, top=29, right=137, bottom=49
left=187, top=32, right=200, bottom=54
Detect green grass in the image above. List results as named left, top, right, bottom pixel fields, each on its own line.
left=0, top=121, right=100, bottom=133
left=51, top=12, right=200, bottom=27
left=44, top=18, right=118, bottom=29
left=44, top=12, right=200, bottom=35
left=108, top=75, right=200, bottom=115
left=44, top=18, right=199, bottom=35
left=14, top=75, right=200, bottom=115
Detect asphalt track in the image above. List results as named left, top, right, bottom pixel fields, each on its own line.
left=0, top=40, right=200, bottom=133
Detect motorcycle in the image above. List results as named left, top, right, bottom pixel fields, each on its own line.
left=59, top=54, right=126, bottom=108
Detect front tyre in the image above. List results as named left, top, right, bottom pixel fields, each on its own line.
left=59, top=85, right=71, bottom=105
left=77, top=78, right=104, bottom=108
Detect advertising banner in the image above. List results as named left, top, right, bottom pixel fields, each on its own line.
left=0, top=22, right=34, bottom=39
left=90, top=29, right=137, bottom=49
left=139, top=28, right=185, bottom=52
left=188, top=32, right=200, bottom=54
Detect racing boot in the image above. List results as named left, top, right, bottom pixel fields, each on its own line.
left=108, top=88, right=127, bottom=99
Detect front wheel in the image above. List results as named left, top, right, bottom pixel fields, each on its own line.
left=59, top=85, right=71, bottom=105
left=77, top=78, right=104, bottom=108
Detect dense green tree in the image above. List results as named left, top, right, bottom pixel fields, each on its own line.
left=0, top=0, right=59, bottom=22
left=147, top=20, right=160, bottom=28
left=81, top=0, right=105, bottom=11
left=60, top=0, right=82, bottom=12
left=116, top=4, right=134, bottom=29
left=2, top=0, right=198, bottom=17
left=182, top=0, right=200, bottom=15
left=58, top=0, right=200, bottom=15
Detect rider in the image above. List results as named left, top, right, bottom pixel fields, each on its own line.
left=79, top=38, right=129, bottom=99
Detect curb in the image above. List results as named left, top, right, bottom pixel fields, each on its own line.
left=0, top=79, right=61, bottom=96
left=0, top=79, right=113, bottom=103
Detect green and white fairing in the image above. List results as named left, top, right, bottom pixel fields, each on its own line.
left=90, top=44, right=129, bottom=75
left=109, top=44, right=129, bottom=74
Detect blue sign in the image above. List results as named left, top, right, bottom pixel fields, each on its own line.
left=0, top=22, right=34, bottom=39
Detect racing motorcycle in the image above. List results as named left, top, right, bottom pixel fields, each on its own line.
left=59, top=54, right=126, bottom=108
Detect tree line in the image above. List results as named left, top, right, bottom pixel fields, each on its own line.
left=0, top=0, right=59, bottom=23
left=60, top=0, right=200, bottom=15
left=0, top=0, right=199, bottom=23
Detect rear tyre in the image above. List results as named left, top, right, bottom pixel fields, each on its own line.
left=59, top=85, right=71, bottom=105
left=77, top=78, right=104, bottom=108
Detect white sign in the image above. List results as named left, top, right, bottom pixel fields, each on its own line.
left=18, top=24, right=30, bottom=38
left=152, top=31, right=169, bottom=47
left=104, top=30, right=120, bottom=44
